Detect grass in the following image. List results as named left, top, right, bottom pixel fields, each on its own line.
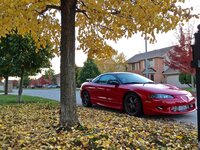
left=184, top=87, right=192, bottom=92
left=0, top=94, right=59, bottom=105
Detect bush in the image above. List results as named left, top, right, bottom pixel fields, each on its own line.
left=179, top=73, right=191, bottom=85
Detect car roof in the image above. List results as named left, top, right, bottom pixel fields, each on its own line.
left=101, top=72, right=133, bottom=75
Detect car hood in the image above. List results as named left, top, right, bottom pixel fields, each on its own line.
left=128, top=83, right=189, bottom=95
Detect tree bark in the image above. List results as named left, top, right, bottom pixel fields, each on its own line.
left=191, top=75, right=195, bottom=89
left=18, top=68, right=24, bottom=103
left=60, top=0, right=79, bottom=128
left=4, top=76, right=8, bottom=95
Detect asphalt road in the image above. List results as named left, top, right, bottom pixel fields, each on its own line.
left=12, top=88, right=197, bottom=128
left=13, top=88, right=82, bottom=105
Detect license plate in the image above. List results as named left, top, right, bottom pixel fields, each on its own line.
left=177, top=105, right=188, bottom=111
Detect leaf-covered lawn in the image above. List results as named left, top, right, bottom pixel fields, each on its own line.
left=0, top=96, right=198, bottom=149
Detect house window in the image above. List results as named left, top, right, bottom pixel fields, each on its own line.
left=148, top=59, right=154, bottom=68
left=132, top=64, right=135, bottom=70
left=132, top=63, right=140, bottom=70
left=149, top=74, right=154, bottom=81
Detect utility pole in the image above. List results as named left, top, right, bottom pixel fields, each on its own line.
left=191, top=24, right=200, bottom=149
left=145, top=34, right=148, bottom=78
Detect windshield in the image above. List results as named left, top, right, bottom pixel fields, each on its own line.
left=116, top=73, right=154, bottom=84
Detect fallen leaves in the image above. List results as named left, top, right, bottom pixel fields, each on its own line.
left=0, top=104, right=198, bottom=149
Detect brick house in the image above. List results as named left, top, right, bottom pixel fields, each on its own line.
left=55, top=73, right=60, bottom=86
left=127, top=46, right=174, bottom=83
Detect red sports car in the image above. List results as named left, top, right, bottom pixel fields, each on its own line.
left=80, top=72, right=196, bottom=116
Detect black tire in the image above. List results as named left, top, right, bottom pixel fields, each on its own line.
left=81, top=91, right=92, bottom=107
left=124, top=93, right=143, bottom=117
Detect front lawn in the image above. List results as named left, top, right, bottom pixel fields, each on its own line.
left=0, top=94, right=59, bottom=105
left=184, top=87, right=196, bottom=93
left=0, top=95, right=198, bottom=149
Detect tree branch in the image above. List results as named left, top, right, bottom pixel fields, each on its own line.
left=80, top=0, right=86, bottom=7
left=76, top=8, right=90, bottom=19
left=110, top=9, right=121, bottom=15
left=38, top=5, right=61, bottom=15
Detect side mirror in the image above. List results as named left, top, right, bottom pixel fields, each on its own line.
left=86, top=78, right=93, bottom=82
left=108, top=80, right=119, bottom=86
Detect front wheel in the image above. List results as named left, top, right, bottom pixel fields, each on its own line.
left=124, top=93, right=143, bottom=117
left=81, top=91, right=92, bottom=107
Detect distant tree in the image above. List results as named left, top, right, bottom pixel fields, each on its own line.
left=52, top=76, right=57, bottom=85
left=78, top=59, right=100, bottom=85
left=44, top=68, right=56, bottom=84
left=165, top=26, right=195, bottom=74
left=75, top=66, right=82, bottom=87
left=0, top=33, right=18, bottom=94
left=23, top=75, right=30, bottom=88
left=0, top=31, right=54, bottom=102
left=94, top=52, right=127, bottom=73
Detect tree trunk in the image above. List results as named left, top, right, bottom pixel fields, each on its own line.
left=18, top=68, right=24, bottom=103
left=4, top=76, right=9, bottom=95
left=60, top=0, right=79, bottom=128
left=191, top=75, right=195, bottom=89
left=191, top=74, right=196, bottom=94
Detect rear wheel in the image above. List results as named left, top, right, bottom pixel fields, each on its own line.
left=81, top=91, right=92, bottom=107
left=124, top=93, right=143, bottom=117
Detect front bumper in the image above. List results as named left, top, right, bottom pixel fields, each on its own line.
left=143, top=96, right=196, bottom=115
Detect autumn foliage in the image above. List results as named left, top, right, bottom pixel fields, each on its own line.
left=94, top=52, right=127, bottom=73
left=0, top=102, right=197, bottom=149
left=165, top=26, right=195, bottom=74
left=0, top=0, right=197, bottom=58
left=0, top=0, right=199, bottom=128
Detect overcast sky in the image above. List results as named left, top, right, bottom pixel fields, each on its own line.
left=51, top=0, right=200, bottom=74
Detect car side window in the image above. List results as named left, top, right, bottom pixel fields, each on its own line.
left=97, top=75, right=118, bottom=85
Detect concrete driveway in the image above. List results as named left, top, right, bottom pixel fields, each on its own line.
left=12, top=88, right=197, bottom=127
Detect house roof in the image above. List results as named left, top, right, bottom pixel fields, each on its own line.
left=127, top=46, right=174, bottom=64
left=163, top=67, right=180, bottom=75
left=141, top=68, right=156, bottom=74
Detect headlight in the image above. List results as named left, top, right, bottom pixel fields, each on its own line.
left=150, top=94, right=174, bottom=99
left=187, top=92, right=193, bottom=98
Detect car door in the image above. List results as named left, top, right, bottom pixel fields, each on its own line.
left=94, top=74, right=122, bottom=108
left=104, top=75, right=122, bottom=109
left=93, top=75, right=109, bottom=104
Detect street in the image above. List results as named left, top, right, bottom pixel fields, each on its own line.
left=13, top=88, right=197, bottom=128
left=13, top=88, right=82, bottom=105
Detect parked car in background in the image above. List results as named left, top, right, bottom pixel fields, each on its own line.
left=80, top=72, right=196, bottom=117
left=47, top=84, right=59, bottom=88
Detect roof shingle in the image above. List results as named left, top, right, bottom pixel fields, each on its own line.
left=127, top=46, right=174, bottom=63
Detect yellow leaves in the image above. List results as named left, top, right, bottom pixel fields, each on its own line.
left=0, top=0, right=198, bottom=60
left=0, top=104, right=198, bottom=149
left=94, top=52, right=127, bottom=73
left=176, top=135, right=183, bottom=139
left=78, top=0, right=189, bottom=51
left=0, top=0, right=60, bottom=54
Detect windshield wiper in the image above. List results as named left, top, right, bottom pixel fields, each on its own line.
left=124, top=82, right=143, bottom=84
left=143, top=82, right=155, bottom=86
